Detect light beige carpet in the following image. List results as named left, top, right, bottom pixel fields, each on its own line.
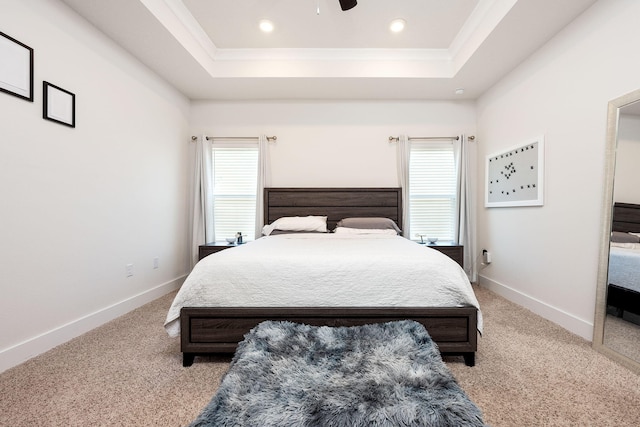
left=1, top=285, right=639, bottom=426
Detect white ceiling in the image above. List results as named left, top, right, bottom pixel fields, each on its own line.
left=61, top=0, right=597, bottom=101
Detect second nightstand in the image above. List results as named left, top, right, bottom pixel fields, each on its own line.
left=420, top=242, right=464, bottom=268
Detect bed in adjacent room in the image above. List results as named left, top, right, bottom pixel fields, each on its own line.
left=608, top=202, right=640, bottom=317
left=165, top=188, right=482, bottom=366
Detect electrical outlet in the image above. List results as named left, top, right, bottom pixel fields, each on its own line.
left=153, top=257, right=159, bottom=269
left=125, top=263, right=134, bottom=277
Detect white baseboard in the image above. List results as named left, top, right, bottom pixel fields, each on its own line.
left=478, top=274, right=594, bottom=341
left=0, top=275, right=186, bottom=374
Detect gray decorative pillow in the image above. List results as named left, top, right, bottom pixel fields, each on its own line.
left=335, top=217, right=401, bottom=234
left=611, top=231, right=640, bottom=243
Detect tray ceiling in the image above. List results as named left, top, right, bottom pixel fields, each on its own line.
left=61, top=0, right=597, bottom=100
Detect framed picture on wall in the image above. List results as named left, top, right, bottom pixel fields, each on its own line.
left=0, top=31, right=34, bottom=102
left=43, top=81, right=75, bottom=128
left=485, top=136, right=545, bottom=207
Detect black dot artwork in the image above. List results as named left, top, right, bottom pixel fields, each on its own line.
left=487, top=140, right=541, bottom=205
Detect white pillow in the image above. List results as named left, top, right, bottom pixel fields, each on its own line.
left=333, top=227, right=398, bottom=235
left=611, top=241, right=640, bottom=250
left=262, top=216, right=327, bottom=236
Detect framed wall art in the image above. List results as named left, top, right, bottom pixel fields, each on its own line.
left=0, top=31, right=34, bottom=101
left=43, top=81, right=75, bottom=128
left=485, top=136, right=544, bottom=207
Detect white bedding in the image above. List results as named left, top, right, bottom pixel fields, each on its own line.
left=609, top=242, right=640, bottom=293
left=164, top=234, right=483, bottom=336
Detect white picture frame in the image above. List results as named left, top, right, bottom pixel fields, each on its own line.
left=485, top=136, right=544, bottom=207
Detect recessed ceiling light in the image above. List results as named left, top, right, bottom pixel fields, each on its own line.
left=259, top=20, right=274, bottom=33
left=390, top=18, right=406, bottom=33
left=455, top=88, right=465, bottom=95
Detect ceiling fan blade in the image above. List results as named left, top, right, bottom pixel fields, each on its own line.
left=339, top=0, right=357, bottom=11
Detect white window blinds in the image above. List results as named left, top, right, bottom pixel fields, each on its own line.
left=408, top=142, right=457, bottom=241
left=212, top=146, right=258, bottom=241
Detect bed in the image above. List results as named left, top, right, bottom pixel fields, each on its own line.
left=165, top=188, right=481, bottom=367
left=608, top=202, right=640, bottom=317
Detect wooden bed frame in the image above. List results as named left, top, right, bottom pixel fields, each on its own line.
left=180, top=188, right=478, bottom=367
left=608, top=202, right=640, bottom=317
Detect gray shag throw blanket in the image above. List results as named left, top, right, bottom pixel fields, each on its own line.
left=189, top=320, right=486, bottom=427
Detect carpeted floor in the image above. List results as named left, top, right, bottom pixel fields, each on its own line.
left=1, top=285, right=639, bottom=426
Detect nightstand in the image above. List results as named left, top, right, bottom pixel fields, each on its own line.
left=420, top=242, right=464, bottom=268
left=198, top=242, right=237, bottom=260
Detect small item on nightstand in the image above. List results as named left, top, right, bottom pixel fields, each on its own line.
left=236, top=232, right=243, bottom=244
left=427, top=237, right=438, bottom=245
left=225, top=237, right=236, bottom=244
left=415, top=233, right=426, bottom=244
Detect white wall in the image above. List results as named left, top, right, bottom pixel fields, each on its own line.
left=614, top=114, right=640, bottom=204
left=476, top=0, right=640, bottom=340
left=0, top=0, right=191, bottom=372
left=190, top=100, right=476, bottom=187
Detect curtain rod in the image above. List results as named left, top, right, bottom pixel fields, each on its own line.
left=190, top=135, right=277, bottom=142
left=388, top=135, right=475, bottom=142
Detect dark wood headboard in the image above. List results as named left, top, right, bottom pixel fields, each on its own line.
left=264, top=188, right=402, bottom=231
left=612, top=202, right=640, bottom=233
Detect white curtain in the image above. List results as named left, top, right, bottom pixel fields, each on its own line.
left=454, top=135, right=476, bottom=282
left=255, top=134, right=271, bottom=239
left=190, top=135, right=214, bottom=267
left=396, top=135, right=410, bottom=237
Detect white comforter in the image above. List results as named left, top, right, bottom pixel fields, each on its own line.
left=164, top=234, right=482, bottom=336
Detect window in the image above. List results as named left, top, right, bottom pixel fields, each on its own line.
left=408, top=142, right=457, bottom=241
left=212, top=146, right=258, bottom=241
